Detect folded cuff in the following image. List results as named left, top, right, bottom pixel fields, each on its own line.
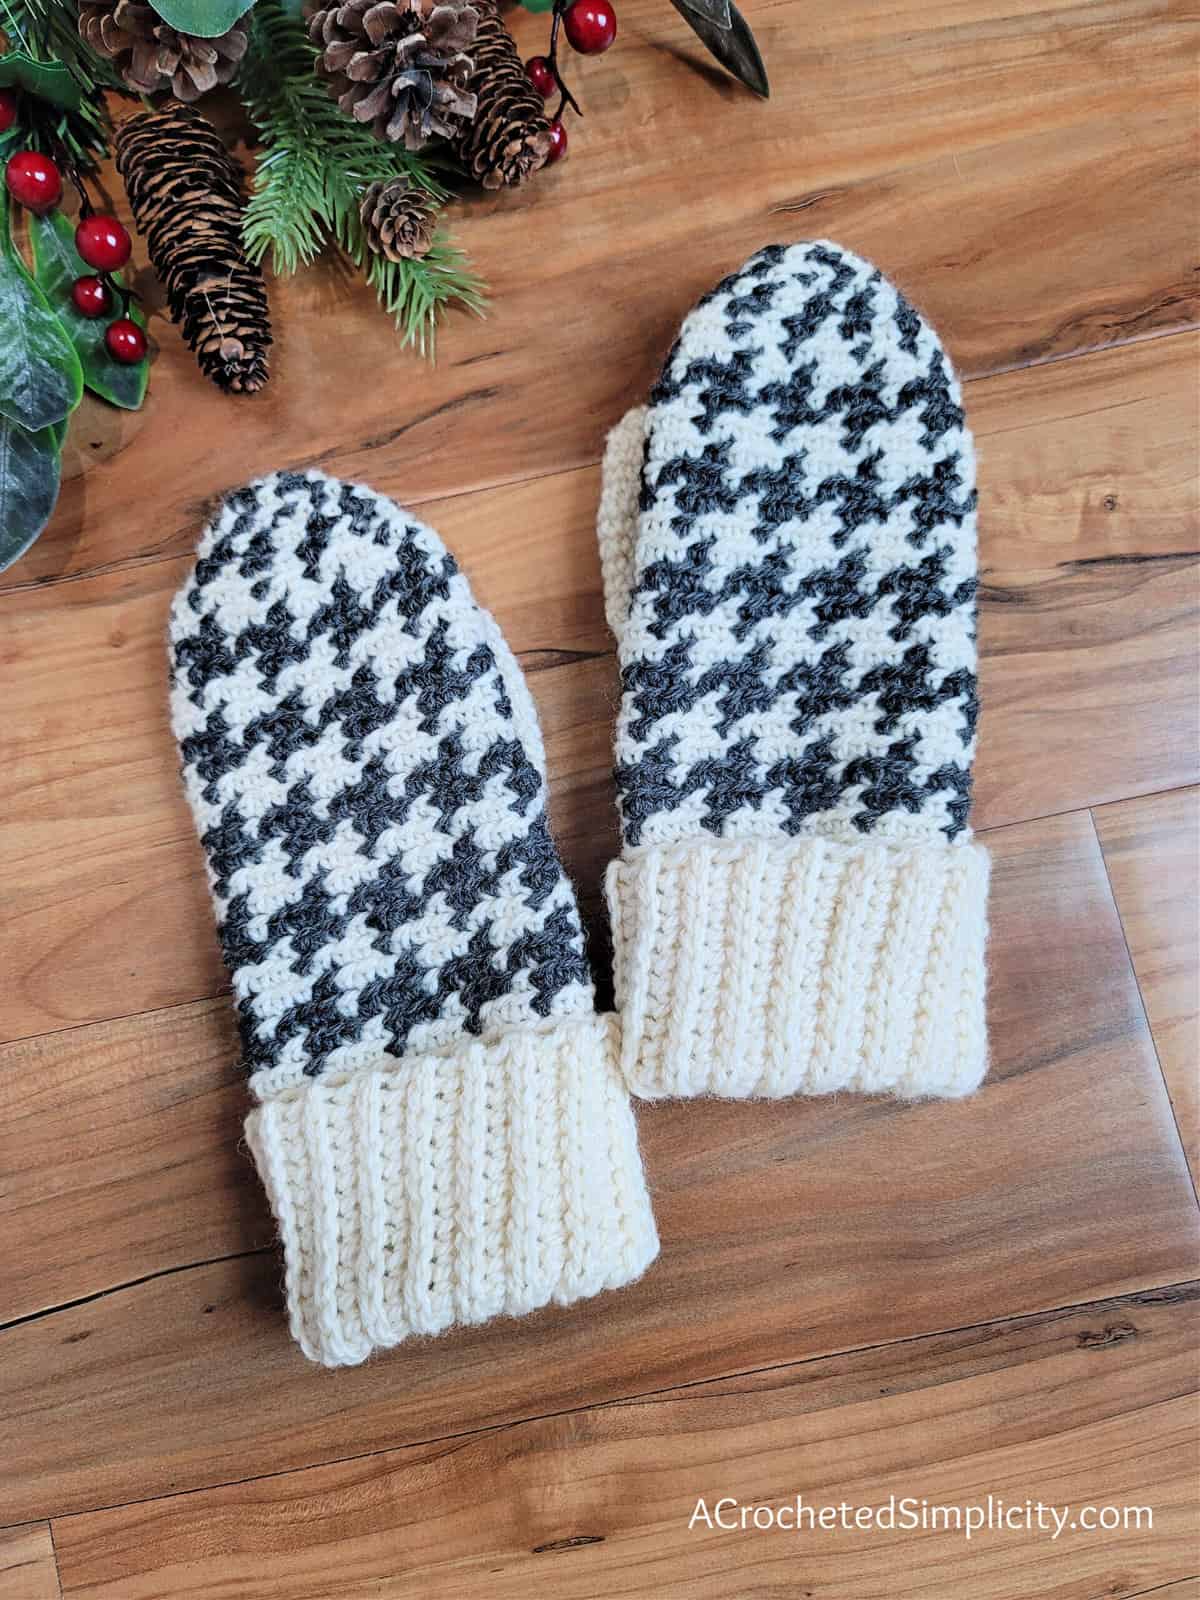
left=608, top=834, right=989, bottom=1101
left=245, top=1014, right=659, bottom=1366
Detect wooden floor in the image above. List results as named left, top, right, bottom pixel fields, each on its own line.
left=2, top=0, right=1198, bottom=1593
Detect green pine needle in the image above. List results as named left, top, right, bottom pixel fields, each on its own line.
left=238, top=0, right=485, bottom=349
left=2, top=0, right=121, bottom=171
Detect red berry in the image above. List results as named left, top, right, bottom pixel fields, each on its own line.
left=75, top=213, right=132, bottom=273
left=71, top=275, right=113, bottom=319
left=0, top=89, right=17, bottom=135
left=563, top=0, right=616, bottom=53
left=5, top=149, right=62, bottom=213
left=525, top=54, right=556, bottom=98
left=546, top=117, right=568, bottom=163
left=104, top=317, right=146, bottom=364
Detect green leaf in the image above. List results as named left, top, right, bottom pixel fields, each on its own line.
left=0, top=211, right=84, bottom=432
left=0, top=50, right=83, bottom=111
left=146, top=0, right=257, bottom=38
left=28, top=210, right=149, bottom=411
left=518, top=0, right=555, bottom=12
left=0, top=414, right=61, bottom=573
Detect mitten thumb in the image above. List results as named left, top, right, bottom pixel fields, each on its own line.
left=597, top=405, right=648, bottom=641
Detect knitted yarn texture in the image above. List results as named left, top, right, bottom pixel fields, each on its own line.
left=598, top=240, right=990, bottom=1100
left=169, top=469, right=658, bottom=1365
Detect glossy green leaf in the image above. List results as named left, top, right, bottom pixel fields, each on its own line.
left=0, top=51, right=83, bottom=112
left=0, top=205, right=84, bottom=432
left=145, top=0, right=257, bottom=39
left=0, top=415, right=61, bottom=573
left=519, top=0, right=556, bottom=13
left=29, top=210, right=149, bottom=411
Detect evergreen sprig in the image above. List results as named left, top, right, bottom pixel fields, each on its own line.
left=0, top=0, right=121, bottom=171
left=238, top=0, right=484, bottom=351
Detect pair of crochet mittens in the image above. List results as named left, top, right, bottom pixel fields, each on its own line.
left=169, top=241, right=987, bottom=1368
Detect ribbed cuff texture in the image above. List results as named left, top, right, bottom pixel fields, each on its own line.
left=245, top=1014, right=659, bottom=1366
left=607, top=834, right=989, bottom=1101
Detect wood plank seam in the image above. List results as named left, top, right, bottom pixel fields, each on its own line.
left=0, top=317, right=1195, bottom=602
left=1091, top=795, right=1200, bottom=1210
left=45, top=1522, right=63, bottom=1600
left=17, top=1278, right=1200, bottom=1526
left=0, top=1249, right=268, bottom=1338
left=1088, top=806, right=1200, bottom=1203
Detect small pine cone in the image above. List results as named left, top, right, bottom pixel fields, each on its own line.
left=116, top=105, right=271, bottom=395
left=452, top=0, right=550, bottom=189
left=78, top=0, right=248, bottom=101
left=308, top=0, right=479, bottom=148
left=359, top=179, right=438, bottom=261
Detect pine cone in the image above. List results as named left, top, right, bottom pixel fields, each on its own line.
left=78, top=0, right=247, bottom=101
left=308, top=0, right=478, bottom=148
left=452, top=0, right=550, bottom=189
left=359, top=179, right=438, bottom=260
left=115, top=105, right=271, bottom=395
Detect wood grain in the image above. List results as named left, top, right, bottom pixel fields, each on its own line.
left=3, top=334, right=1195, bottom=1044
left=48, top=1284, right=1200, bottom=1600
left=0, top=1000, right=272, bottom=1324
left=3, top=807, right=1196, bottom=1523
left=1095, top=787, right=1200, bottom=1188
left=0, top=1526, right=60, bottom=1600
left=0, top=0, right=1194, bottom=591
left=971, top=336, right=1200, bottom=829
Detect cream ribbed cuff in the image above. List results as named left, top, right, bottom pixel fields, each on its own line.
left=608, top=834, right=989, bottom=1101
left=245, top=1014, right=659, bottom=1366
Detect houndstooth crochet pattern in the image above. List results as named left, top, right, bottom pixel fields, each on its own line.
left=598, top=241, right=990, bottom=1100
left=169, top=469, right=658, bottom=1364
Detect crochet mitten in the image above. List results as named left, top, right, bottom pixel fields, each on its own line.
left=597, top=241, right=989, bottom=1100
left=169, top=470, right=658, bottom=1365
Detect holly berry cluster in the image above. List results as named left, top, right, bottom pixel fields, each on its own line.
left=524, top=0, right=618, bottom=164
left=1, top=90, right=145, bottom=366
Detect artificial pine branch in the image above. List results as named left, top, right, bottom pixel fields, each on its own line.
left=237, top=0, right=484, bottom=349
left=1, top=0, right=122, bottom=170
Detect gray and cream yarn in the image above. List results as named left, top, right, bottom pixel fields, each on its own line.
left=169, top=471, right=657, bottom=1366
left=598, top=241, right=990, bottom=1100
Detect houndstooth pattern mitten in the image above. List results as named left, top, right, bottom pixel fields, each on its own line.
left=597, top=241, right=989, bottom=1100
left=169, top=470, right=658, bottom=1365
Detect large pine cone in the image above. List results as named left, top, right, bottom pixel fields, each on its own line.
left=116, top=105, right=271, bottom=394
left=308, top=0, right=479, bottom=148
left=360, top=179, right=438, bottom=260
left=78, top=0, right=247, bottom=100
left=452, top=0, right=549, bottom=189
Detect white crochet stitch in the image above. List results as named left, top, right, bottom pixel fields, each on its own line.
left=598, top=241, right=990, bottom=1100
left=169, top=469, right=658, bottom=1365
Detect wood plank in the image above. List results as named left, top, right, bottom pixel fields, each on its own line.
left=49, top=1283, right=1200, bottom=1600
left=1095, top=787, right=1200, bottom=1187
left=2, top=809, right=1197, bottom=1523
left=0, top=1000, right=273, bottom=1323
left=0, top=0, right=1194, bottom=591
left=2, top=334, right=1194, bottom=1043
left=0, top=1526, right=60, bottom=1600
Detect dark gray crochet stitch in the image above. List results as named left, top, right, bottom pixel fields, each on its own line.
left=169, top=470, right=593, bottom=1088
